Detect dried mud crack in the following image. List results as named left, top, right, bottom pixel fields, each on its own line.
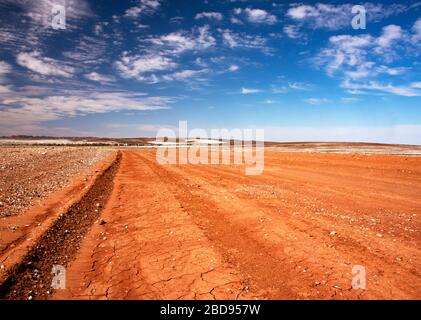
left=0, top=152, right=122, bottom=300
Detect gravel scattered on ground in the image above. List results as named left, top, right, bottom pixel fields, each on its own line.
left=0, top=147, right=114, bottom=217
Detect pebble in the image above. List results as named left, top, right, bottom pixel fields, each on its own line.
left=0, top=147, right=113, bottom=218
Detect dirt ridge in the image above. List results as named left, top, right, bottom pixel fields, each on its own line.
left=0, top=152, right=122, bottom=300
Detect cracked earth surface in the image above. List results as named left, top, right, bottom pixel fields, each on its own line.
left=54, top=150, right=420, bottom=300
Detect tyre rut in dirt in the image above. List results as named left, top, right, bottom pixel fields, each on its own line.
left=0, top=152, right=122, bottom=300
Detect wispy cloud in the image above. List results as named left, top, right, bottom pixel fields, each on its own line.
left=115, top=53, right=177, bottom=81
left=304, top=98, right=330, bottom=105
left=0, top=61, right=11, bottom=83
left=0, top=86, right=173, bottom=133
left=195, top=12, right=224, bottom=21
left=241, top=87, right=261, bottom=94
left=219, top=29, right=272, bottom=54
left=341, top=79, right=421, bottom=97
left=162, top=69, right=209, bottom=81
left=283, top=25, right=303, bottom=39
left=124, top=0, right=161, bottom=18
left=286, top=3, right=408, bottom=30
left=84, top=72, right=115, bottom=83
left=146, top=25, right=216, bottom=55
left=16, top=51, right=75, bottom=78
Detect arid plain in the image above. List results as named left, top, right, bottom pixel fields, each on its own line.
left=0, top=143, right=420, bottom=300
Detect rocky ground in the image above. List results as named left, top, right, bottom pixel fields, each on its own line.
left=0, top=147, right=114, bottom=217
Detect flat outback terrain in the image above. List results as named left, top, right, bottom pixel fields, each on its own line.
left=0, top=145, right=420, bottom=300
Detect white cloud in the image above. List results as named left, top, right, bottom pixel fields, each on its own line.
left=162, top=69, right=208, bottom=81
left=412, top=18, right=421, bottom=42
left=0, top=61, right=12, bottom=82
left=125, top=6, right=142, bottom=18
left=16, top=51, right=74, bottom=78
left=283, top=25, right=302, bottom=39
left=234, top=8, right=277, bottom=25
left=376, top=25, right=403, bottom=48
left=228, top=64, right=239, bottom=72
left=10, top=0, right=92, bottom=27
left=230, top=16, right=243, bottom=25
left=195, top=12, right=223, bottom=21
left=288, top=82, right=311, bottom=90
left=84, top=72, right=115, bottom=83
left=220, top=29, right=271, bottom=53
left=376, top=66, right=408, bottom=76
left=341, top=79, right=421, bottom=97
left=148, top=25, right=216, bottom=54
left=286, top=3, right=407, bottom=30
left=124, top=0, right=161, bottom=18
left=115, top=52, right=176, bottom=81
left=0, top=85, right=12, bottom=93
left=241, top=87, right=261, bottom=94
left=304, top=98, right=329, bottom=105
left=63, top=35, right=109, bottom=66
left=271, top=82, right=312, bottom=94
left=341, top=97, right=361, bottom=103
left=0, top=87, right=173, bottom=132
left=315, top=23, right=421, bottom=97
left=411, top=82, right=421, bottom=89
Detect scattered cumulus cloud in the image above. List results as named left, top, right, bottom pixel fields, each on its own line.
left=234, top=8, right=277, bottom=25
left=315, top=21, right=421, bottom=97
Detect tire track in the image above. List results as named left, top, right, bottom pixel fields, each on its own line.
left=0, top=152, right=121, bottom=300
left=54, top=151, right=262, bottom=300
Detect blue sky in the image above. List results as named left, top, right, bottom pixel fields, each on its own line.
left=0, top=0, right=420, bottom=144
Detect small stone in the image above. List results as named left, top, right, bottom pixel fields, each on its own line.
left=28, top=296, right=33, bottom=300
left=376, top=233, right=382, bottom=238
left=98, top=219, right=106, bottom=225
left=330, top=231, right=336, bottom=236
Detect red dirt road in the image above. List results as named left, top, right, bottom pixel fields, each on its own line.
left=55, top=150, right=421, bottom=300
